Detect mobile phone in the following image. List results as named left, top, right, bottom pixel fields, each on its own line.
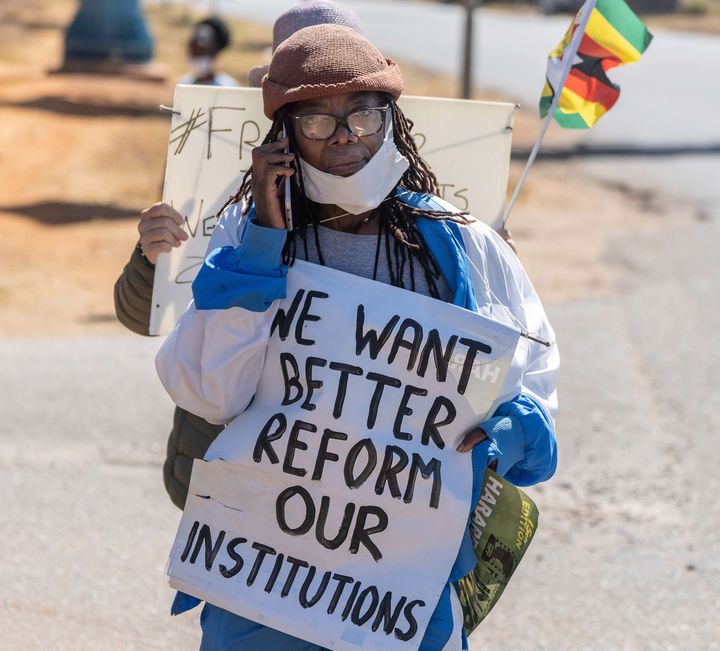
left=281, top=126, right=293, bottom=231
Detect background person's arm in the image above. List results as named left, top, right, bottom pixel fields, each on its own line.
left=113, top=244, right=156, bottom=335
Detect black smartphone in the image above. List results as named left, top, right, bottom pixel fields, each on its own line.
left=281, top=126, right=293, bottom=231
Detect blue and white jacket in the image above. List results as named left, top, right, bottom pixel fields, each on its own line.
left=156, top=190, right=559, bottom=651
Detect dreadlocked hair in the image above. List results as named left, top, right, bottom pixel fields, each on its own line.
left=217, top=97, right=472, bottom=300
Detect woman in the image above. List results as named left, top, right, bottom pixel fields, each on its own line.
left=156, top=24, right=558, bottom=651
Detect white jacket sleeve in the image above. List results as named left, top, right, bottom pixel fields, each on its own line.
left=458, top=219, right=559, bottom=485
left=460, top=219, right=559, bottom=426
left=155, top=204, right=289, bottom=425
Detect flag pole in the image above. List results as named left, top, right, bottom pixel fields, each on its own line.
left=501, top=0, right=598, bottom=227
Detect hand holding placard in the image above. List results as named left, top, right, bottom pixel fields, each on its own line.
left=137, top=202, right=188, bottom=264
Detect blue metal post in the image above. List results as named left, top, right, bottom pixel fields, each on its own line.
left=64, top=0, right=154, bottom=66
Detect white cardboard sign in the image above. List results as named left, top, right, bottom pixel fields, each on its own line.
left=150, top=86, right=515, bottom=335
left=167, top=260, right=519, bottom=650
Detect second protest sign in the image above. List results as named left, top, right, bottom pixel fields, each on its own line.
left=150, top=86, right=515, bottom=334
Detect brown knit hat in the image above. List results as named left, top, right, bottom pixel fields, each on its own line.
left=262, top=24, right=403, bottom=119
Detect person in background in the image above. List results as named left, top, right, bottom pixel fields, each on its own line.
left=113, top=1, right=365, bottom=511
left=247, top=0, right=361, bottom=87
left=178, top=16, right=238, bottom=87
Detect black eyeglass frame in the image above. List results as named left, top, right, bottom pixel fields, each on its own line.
left=289, top=105, right=391, bottom=141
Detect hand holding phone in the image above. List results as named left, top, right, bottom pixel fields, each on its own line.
left=249, top=131, right=295, bottom=230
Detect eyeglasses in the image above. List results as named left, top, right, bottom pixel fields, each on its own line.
left=290, top=106, right=390, bottom=141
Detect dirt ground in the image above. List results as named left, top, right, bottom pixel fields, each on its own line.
left=0, top=0, right=691, bottom=339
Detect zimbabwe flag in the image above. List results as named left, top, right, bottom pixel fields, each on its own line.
left=539, top=0, right=653, bottom=128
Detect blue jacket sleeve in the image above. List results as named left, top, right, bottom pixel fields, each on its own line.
left=192, top=212, right=288, bottom=312
left=448, top=394, right=557, bottom=583
left=481, top=393, right=557, bottom=486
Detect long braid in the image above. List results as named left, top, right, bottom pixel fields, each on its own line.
left=391, top=99, right=439, bottom=195
left=216, top=96, right=472, bottom=299
left=379, top=198, right=444, bottom=298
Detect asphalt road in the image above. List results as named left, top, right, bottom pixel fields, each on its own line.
left=2, top=214, right=717, bottom=650
left=0, top=337, right=201, bottom=650
left=473, top=215, right=720, bottom=650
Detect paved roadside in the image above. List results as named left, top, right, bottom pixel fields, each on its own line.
left=0, top=337, right=200, bottom=650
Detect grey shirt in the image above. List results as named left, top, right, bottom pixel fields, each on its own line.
left=296, top=225, right=453, bottom=302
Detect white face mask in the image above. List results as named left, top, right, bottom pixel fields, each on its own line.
left=189, top=56, right=213, bottom=78
left=298, top=119, right=409, bottom=215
